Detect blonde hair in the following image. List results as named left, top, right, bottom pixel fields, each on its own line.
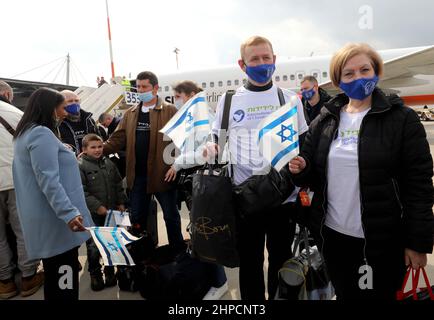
left=240, top=36, right=274, bottom=60
left=329, top=43, right=384, bottom=87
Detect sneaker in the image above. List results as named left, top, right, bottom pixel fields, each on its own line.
left=0, top=278, right=18, bottom=299
left=104, top=267, right=117, bottom=287
left=21, top=272, right=44, bottom=297
left=202, top=282, right=229, bottom=300
left=90, top=273, right=105, bottom=291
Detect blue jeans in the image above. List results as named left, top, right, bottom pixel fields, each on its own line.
left=130, top=175, right=183, bottom=246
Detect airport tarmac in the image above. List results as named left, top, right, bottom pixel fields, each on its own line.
left=10, top=121, right=434, bottom=301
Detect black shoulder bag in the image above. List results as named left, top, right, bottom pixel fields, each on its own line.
left=188, top=90, right=240, bottom=268
left=232, top=87, right=295, bottom=217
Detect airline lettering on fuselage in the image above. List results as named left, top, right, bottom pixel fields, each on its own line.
left=164, top=92, right=224, bottom=105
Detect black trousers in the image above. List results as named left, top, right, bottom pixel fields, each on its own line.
left=42, top=247, right=80, bottom=300
left=237, top=203, right=296, bottom=300
left=322, top=226, right=406, bottom=300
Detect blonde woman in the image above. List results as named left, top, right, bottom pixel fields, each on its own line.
left=289, top=43, right=433, bottom=300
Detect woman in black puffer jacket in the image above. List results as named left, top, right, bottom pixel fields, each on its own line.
left=289, top=43, right=433, bottom=300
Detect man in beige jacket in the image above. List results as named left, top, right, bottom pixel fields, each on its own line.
left=103, top=71, right=184, bottom=248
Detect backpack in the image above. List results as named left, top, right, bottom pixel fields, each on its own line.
left=137, top=245, right=213, bottom=300
left=116, top=229, right=156, bottom=292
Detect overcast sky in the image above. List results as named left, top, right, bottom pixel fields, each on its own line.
left=1, top=0, right=433, bottom=86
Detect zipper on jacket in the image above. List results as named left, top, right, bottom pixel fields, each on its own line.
left=356, top=107, right=389, bottom=267
left=391, top=178, right=404, bottom=215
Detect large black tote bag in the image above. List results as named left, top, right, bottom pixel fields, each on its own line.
left=188, top=165, right=239, bottom=268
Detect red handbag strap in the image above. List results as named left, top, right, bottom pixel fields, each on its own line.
left=412, top=268, right=420, bottom=300
left=397, top=266, right=434, bottom=300
left=420, top=268, right=434, bottom=300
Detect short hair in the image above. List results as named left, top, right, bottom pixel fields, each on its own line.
left=240, top=36, right=274, bottom=61
left=0, top=80, right=12, bottom=95
left=329, top=43, right=384, bottom=87
left=172, top=81, right=203, bottom=96
left=136, top=71, right=158, bottom=87
left=98, top=112, right=112, bottom=123
left=301, top=76, right=318, bottom=86
left=82, top=133, right=103, bottom=148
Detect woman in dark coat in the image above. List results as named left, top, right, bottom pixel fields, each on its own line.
left=289, top=43, right=433, bottom=300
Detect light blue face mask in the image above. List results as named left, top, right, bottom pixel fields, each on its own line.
left=174, top=98, right=184, bottom=110
left=138, top=90, right=155, bottom=103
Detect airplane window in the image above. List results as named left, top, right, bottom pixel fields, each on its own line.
left=165, top=86, right=169, bottom=92
left=323, top=72, right=328, bottom=78
left=227, top=80, right=231, bottom=86
left=298, top=74, right=303, bottom=80
left=313, top=73, right=318, bottom=79
left=235, top=80, right=239, bottom=86
left=202, top=82, right=206, bottom=88
left=243, top=79, right=247, bottom=85
left=283, top=75, right=288, bottom=81
left=210, top=82, right=215, bottom=88
left=218, top=81, right=223, bottom=87
left=290, top=75, right=295, bottom=80
left=275, top=76, right=280, bottom=82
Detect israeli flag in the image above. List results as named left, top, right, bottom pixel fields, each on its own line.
left=160, top=91, right=211, bottom=150
left=87, top=227, right=136, bottom=266
left=104, top=210, right=131, bottom=227
left=257, top=96, right=299, bottom=171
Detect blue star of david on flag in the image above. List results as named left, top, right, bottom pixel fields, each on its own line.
left=276, top=124, right=297, bottom=143
left=186, top=112, right=194, bottom=124
left=257, top=96, right=300, bottom=171
left=107, top=242, right=119, bottom=252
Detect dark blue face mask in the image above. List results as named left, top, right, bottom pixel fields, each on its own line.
left=301, top=87, right=316, bottom=100
left=245, top=63, right=276, bottom=84
left=339, top=75, right=379, bottom=100
left=65, top=103, right=80, bottom=115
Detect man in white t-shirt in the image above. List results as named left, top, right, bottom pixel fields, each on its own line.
left=205, top=36, right=308, bottom=300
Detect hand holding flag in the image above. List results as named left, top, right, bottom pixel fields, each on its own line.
left=257, top=96, right=300, bottom=171
left=160, top=91, right=211, bottom=151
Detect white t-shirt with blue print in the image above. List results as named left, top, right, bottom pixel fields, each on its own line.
left=326, top=108, right=370, bottom=238
left=213, top=85, right=308, bottom=202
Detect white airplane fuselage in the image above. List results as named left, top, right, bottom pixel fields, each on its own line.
left=157, top=47, right=434, bottom=109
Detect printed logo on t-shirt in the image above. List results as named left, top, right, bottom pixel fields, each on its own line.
left=74, top=130, right=85, bottom=140
left=339, top=129, right=360, bottom=146
left=233, top=110, right=245, bottom=122
left=136, top=122, right=150, bottom=131
left=244, top=105, right=280, bottom=121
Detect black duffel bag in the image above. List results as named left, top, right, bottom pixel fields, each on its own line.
left=233, top=165, right=295, bottom=217
left=189, top=164, right=240, bottom=268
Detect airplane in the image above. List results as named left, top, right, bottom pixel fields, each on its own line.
left=154, top=45, right=434, bottom=111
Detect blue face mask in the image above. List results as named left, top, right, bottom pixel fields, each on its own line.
left=65, top=103, right=80, bottom=115
left=302, top=87, right=316, bottom=101
left=245, top=63, right=276, bottom=84
left=138, top=90, right=155, bottom=103
left=339, top=75, right=379, bottom=100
